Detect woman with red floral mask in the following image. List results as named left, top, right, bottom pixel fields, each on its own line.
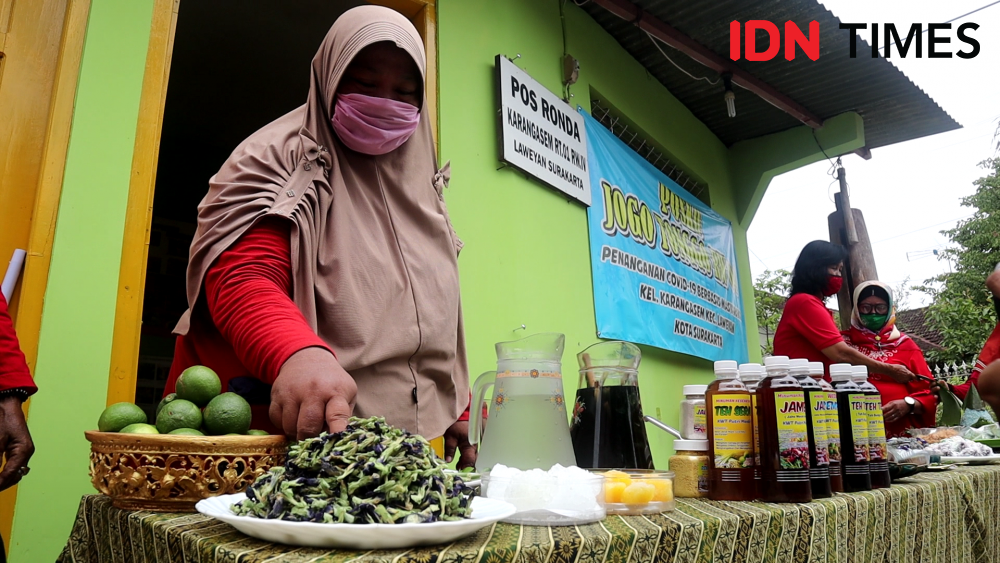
left=163, top=6, right=475, bottom=468
left=773, top=241, right=916, bottom=383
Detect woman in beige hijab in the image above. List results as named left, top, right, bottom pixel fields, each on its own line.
left=164, top=6, right=474, bottom=467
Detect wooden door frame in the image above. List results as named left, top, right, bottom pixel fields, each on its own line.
left=106, top=0, right=439, bottom=404
left=0, top=0, right=92, bottom=553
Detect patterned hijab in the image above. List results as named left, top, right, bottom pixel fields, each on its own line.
left=847, top=280, right=908, bottom=351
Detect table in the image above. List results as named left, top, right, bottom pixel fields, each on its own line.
left=59, top=465, right=1000, bottom=563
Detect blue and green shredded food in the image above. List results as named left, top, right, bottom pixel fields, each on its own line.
left=233, top=416, right=475, bottom=524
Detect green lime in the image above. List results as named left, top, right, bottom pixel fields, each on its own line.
left=155, top=399, right=203, bottom=434
left=247, top=429, right=270, bottom=436
left=120, top=423, right=159, bottom=434
left=168, top=427, right=205, bottom=436
left=175, top=365, right=222, bottom=407
left=98, top=402, right=148, bottom=432
left=225, top=433, right=242, bottom=436
left=155, top=393, right=177, bottom=417
left=203, top=392, right=252, bottom=435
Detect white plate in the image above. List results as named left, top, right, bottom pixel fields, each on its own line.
left=195, top=493, right=515, bottom=549
left=938, top=454, right=1000, bottom=465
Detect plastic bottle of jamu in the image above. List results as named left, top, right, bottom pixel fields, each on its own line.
left=831, top=363, right=871, bottom=492
left=853, top=365, right=891, bottom=489
left=706, top=360, right=756, bottom=501
left=790, top=359, right=831, bottom=498
left=739, top=363, right=764, bottom=497
left=809, top=361, right=843, bottom=493
left=757, top=356, right=811, bottom=502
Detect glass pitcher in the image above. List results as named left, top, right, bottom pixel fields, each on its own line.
left=470, top=333, right=577, bottom=471
left=569, top=341, right=655, bottom=469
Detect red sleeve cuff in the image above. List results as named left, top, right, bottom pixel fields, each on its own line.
left=457, top=394, right=472, bottom=421
left=0, top=374, right=37, bottom=396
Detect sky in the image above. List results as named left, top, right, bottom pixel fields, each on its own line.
left=746, top=0, right=1000, bottom=309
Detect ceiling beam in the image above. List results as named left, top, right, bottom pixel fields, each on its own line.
left=590, top=0, right=825, bottom=129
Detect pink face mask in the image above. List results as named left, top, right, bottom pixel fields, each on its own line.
left=331, top=93, right=420, bottom=155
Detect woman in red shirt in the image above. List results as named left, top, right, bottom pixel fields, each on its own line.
left=773, top=241, right=915, bottom=384
left=842, top=281, right=936, bottom=436
left=937, top=268, right=1000, bottom=400
left=0, top=293, right=36, bottom=492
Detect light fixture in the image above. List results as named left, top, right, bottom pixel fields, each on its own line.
left=722, top=72, right=736, bottom=118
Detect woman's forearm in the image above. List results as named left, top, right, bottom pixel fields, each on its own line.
left=822, top=341, right=882, bottom=371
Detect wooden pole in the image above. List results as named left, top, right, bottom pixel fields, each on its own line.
left=829, top=162, right=878, bottom=328
left=838, top=166, right=859, bottom=245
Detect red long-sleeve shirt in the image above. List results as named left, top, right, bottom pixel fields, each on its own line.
left=0, top=293, right=35, bottom=396
left=166, top=218, right=469, bottom=431
left=953, top=323, right=1000, bottom=400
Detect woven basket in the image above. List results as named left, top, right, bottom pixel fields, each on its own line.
left=85, top=430, right=287, bottom=512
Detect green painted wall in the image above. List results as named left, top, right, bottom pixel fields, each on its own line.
left=9, top=0, right=155, bottom=560
left=5, top=0, right=868, bottom=553
left=437, top=0, right=864, bottom=468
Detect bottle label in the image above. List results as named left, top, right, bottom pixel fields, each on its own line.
left=867, top=395, right=888, bottom=462
left=775, top=391, right=810, bottom=470
left=697, top=460, right=709, bottom=493
left=751, top=394, right=760, bottom=468
left=710, top=394, right=754, bottom=468
left=849, top=393, right=870, bottom=462
left=694, top=404, right=707, bottom=435
left=821, top=392, right=842, bottom=463
left=808, top=391, right=830, bottom=467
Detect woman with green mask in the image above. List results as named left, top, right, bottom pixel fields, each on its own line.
left=843, top=281, right=937, bottom=437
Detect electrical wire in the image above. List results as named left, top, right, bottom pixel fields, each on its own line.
left=645, top=32, right=719, bottom=85
left=877, top=0, right=1000, bottom=52
left=748, top=246, right=771, bottom=270
left=870, top=214, right=975, bottom=245
left=810, top=129, right=838, bottom=173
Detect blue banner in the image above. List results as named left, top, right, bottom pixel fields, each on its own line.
left=581, top=110, right=748, bottom=364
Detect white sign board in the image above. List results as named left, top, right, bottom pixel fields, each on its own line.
left=495, top=55, right=591, bottom=206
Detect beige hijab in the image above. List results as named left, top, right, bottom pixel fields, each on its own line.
left=175, top=6, right=468, bottom=439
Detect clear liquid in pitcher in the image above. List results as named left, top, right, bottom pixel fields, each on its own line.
left=475, top=363, right=577, bottom=471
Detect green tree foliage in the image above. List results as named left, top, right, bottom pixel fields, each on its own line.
left=919, top=158, right=1000, bottom=363
left=754, top=269, right=791, bottom=356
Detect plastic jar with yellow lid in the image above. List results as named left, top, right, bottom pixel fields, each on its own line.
left=669, top=439, right=710, bottom=498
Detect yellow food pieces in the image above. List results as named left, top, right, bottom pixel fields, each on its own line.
left=602, top=471, right=674, bottom=504
left=605, top=481, right=627, bottom=503
left=621, top=482, right=656, bottom=504
left=650, top=478, right=673, bottom=502
left=604, top=470, right=632, bottom=485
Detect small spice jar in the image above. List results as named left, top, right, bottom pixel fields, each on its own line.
left=680, top=385, right=708, bottom=439
left=669, top=439, right=710, bottom=498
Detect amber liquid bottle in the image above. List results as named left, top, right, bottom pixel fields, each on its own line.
left=809, top=361, right=843, bottom=493
left=790, top=359, right=831, bottom=499
left=853, top=366, right=891, bottom=489
left=739, top=363, right=764, bottom=499
left=757, top=356, right=811, bottom=503
left=830, top=363, right=871, bottom=492
left=706, top=360, right=756, bottom=501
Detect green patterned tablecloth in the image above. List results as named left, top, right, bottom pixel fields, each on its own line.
left=59, top=466, right=1000, bottom=563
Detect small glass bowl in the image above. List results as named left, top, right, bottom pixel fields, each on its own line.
left=481, top=469, right=606, bottom=525
left=593, top=469, right=676, bottom=515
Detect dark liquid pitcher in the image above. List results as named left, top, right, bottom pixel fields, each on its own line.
left=570, top=341, right=669, bottom=469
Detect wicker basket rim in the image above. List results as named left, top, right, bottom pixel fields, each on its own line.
left=84, top=430, right=288, bottom=449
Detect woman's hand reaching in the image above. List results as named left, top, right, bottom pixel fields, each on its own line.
left=443, top=420, right=477, bottom=470
left=270, top=347, right=357, bottom=440
left=882, top=363, right=916, bottom=384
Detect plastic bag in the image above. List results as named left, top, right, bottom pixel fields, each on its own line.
left=961, top=384, right=996, bottom=428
